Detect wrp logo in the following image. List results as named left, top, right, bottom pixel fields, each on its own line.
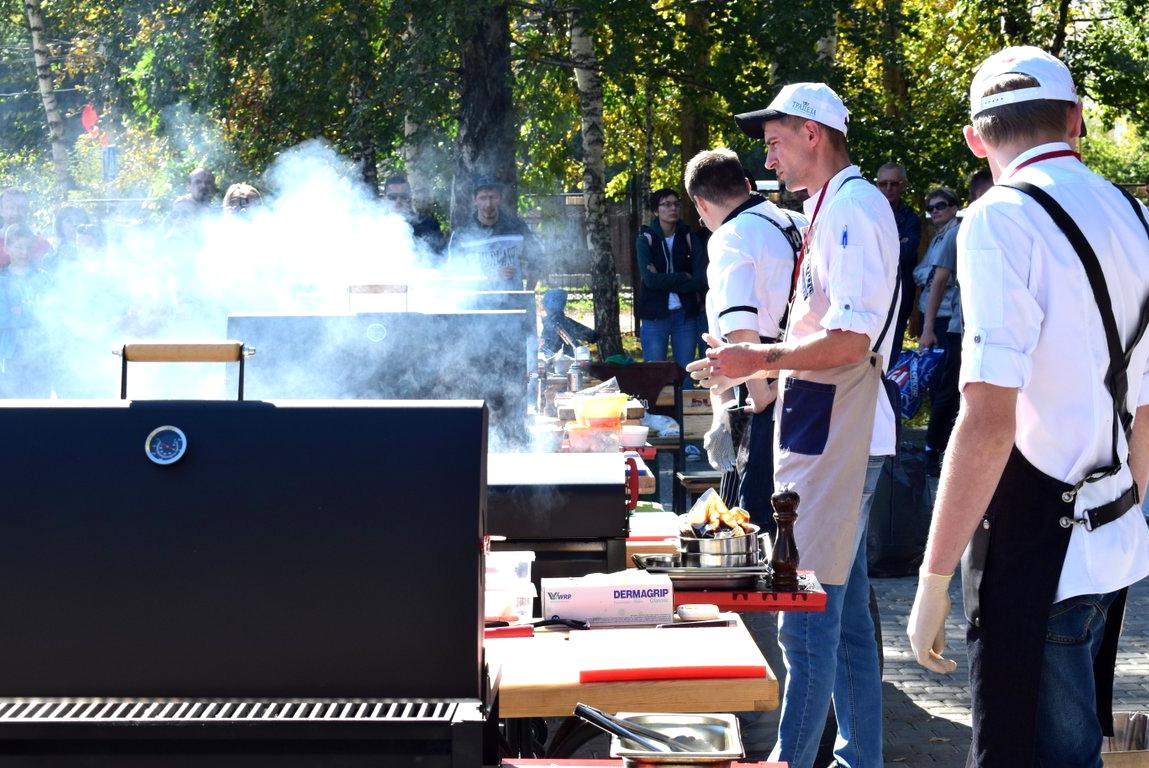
left=547, top=591, right=572, bottom=601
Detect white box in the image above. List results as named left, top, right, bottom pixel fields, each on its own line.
left=541, top=571, right=673, bottom=627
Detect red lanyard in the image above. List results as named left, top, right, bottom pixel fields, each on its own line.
left=1007, top=148, right=1080, bottom=177
left=791, top=182, right=830, bottom=297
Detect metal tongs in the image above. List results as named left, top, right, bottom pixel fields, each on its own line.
left=573, top=703, right=705, bottom=753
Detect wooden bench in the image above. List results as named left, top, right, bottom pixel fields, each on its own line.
left=676, top=469, right=723, bottom=505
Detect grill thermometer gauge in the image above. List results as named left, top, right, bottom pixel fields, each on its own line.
left=145, top=425, right=187, bottom=465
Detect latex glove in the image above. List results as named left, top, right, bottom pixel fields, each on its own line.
left=907, top=570, right=959, bottom=674
left=703, top=411, right=735, bottom=472
left=687, top=333, right=757, bottom=394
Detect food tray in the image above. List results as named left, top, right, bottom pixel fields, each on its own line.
left=609, top=712, right=744, bottom=767
left=632, top=553, right=770, bottom=590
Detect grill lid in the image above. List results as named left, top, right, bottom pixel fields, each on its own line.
left=0, top=699, right=458, bottom=724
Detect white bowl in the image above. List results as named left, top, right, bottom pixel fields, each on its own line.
left=620, top=425, right=650, bottom=447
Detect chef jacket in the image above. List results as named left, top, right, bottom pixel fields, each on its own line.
left=789, top=165, right=900, bottom=456
left=958, top=141, right=1149, bottom=602
left=705, top=198, right=807, bottom=341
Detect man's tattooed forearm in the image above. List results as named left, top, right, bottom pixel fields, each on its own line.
left=764, top=347, right=785, bottom=364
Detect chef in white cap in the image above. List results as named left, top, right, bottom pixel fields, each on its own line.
left=907, top=46, right=1149, bottom=767
left=690, top=82, right=899, bottom=768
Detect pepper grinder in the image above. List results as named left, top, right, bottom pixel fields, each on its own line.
left=770, top=489, right=800, bottom=592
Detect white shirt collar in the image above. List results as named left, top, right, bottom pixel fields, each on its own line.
left=1002, top=141, right=1074, bottom=178
left=802, top=164, right=861, bottom=219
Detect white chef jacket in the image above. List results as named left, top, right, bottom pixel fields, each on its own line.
left=705, top=199, right=807, bottom=341
left=958, top=141, right=1149, bottom=602
left=788, top=165, right=900, bottom=456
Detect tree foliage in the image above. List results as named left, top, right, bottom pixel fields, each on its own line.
left=2, top=0, right=1149, bottom=201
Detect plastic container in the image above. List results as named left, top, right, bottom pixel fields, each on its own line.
left=572, top=393, right=629, bottom=425
left=486, top=550, right=535, bottom=586
left=620, top=424, right=650, bottom=447
left=567, top=424, right=622, bottom=453
left=485, top=582, right=537, bottom=621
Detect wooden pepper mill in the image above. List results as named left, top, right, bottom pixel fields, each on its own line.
left=770, top=489, right=801, bottom=592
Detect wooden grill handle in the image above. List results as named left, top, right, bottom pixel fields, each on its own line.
left=120, top=341, right=247, bottom=363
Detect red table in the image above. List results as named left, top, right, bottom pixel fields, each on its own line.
left=674, top=570, right=827, bottom=613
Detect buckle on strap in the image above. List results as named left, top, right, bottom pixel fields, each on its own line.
left=1061, top=463, right=1123, bottom=503
left=1059, top=484, right=1140, bottom=532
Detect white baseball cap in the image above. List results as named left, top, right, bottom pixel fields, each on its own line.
left=734, top=82, right=850, bottom=137
left=969, top=46, right=1078, bottom=118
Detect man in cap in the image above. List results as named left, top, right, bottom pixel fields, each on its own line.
left=683, top=146, right=806, bottom=758
left=447, top=176, right=539, bottom=291
left=690, top=83, right=899, bottom=768
left=907, top=46, right=1149, bottom=767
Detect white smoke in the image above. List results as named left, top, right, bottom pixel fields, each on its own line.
left=14, top=139, right=540, bottom=449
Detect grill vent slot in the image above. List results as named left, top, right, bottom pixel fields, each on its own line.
left=0, top=699, right=457, bottom=724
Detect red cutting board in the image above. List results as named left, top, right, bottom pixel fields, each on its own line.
left=568, top=625, right=768, bottom=684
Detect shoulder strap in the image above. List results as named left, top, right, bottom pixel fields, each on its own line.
left=1113, top=184, right=1149, bottom=240
left=740, top=210, right=803, bottom=256
left=1000, top=180, right=1149, bottom=485
left=873, top=265, right=901, bottom=354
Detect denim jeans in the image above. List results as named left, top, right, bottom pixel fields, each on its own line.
left=769, top=455, right=885, bottom=768
left=1033, top=590, right=1121, bottom=768
left=640, top=307, right=699, bottom=372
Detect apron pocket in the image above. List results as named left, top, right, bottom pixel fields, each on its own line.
left=779, top=378, right=835, bottom=455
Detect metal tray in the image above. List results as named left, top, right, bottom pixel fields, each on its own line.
left=632, top=554, right=770, bottom=590
left=609, top=712, right=744, bottom=767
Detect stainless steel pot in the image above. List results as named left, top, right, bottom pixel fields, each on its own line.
left=677, top=529, right=772, bottom=568
left=681, top=551, right=757, bottom=568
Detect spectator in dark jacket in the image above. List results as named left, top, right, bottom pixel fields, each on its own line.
left=635, top=188, right=706, bottom=373
left=875, top=162, right=921, bottom=369
left=383, top=174, right=445, bottom=261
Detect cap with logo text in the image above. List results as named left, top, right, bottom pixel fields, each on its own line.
left=969, top=46, right=1078, bottom=118
left=734, top=83, right=850, bottom=138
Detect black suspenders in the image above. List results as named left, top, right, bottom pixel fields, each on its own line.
left=1001, top=180, right=1149, bottom=528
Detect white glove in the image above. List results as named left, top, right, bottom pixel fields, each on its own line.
left=704, top=413, right=735, bottom=472
left=907, top=570, right=959, bottom=674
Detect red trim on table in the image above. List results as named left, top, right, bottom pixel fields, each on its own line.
left=578, top=664, right=766, bottom=684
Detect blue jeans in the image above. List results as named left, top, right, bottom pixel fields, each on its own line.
left=640, top=307, right=699, bottom=372
left=1034, top=590, right=1120, bottom=768
left=769, top=455, right=885, bottom=768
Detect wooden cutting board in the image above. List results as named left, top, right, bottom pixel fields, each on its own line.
left=568, top=625, right=768, bottom=683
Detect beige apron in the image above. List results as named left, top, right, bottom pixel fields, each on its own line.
left=772, top=353, right=882, bottom=585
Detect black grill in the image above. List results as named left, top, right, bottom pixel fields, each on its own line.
left=0, top=401, right=496, bottom=767
left=0, top=699, right=459, bottom=724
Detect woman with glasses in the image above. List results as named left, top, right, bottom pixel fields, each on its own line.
left=634, top=188, right=706, bottom=375
left=912, top=186, right=961, bottom=474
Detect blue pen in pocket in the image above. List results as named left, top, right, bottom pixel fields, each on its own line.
left=841, top=227, right=848, bottom=247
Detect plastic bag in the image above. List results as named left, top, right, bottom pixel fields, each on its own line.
left=641, top=413, right=680, bottom=438
left=888, top=347, right=946, bottom=420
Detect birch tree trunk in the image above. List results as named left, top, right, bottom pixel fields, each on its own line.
left=570, top=9, right=621, bottom=358
left=24, top=0, right=70, bottom=190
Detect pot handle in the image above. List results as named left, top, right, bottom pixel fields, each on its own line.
left=624, top=456, right=640, bottom=510
left=757, top=531, right=774, bottom=564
